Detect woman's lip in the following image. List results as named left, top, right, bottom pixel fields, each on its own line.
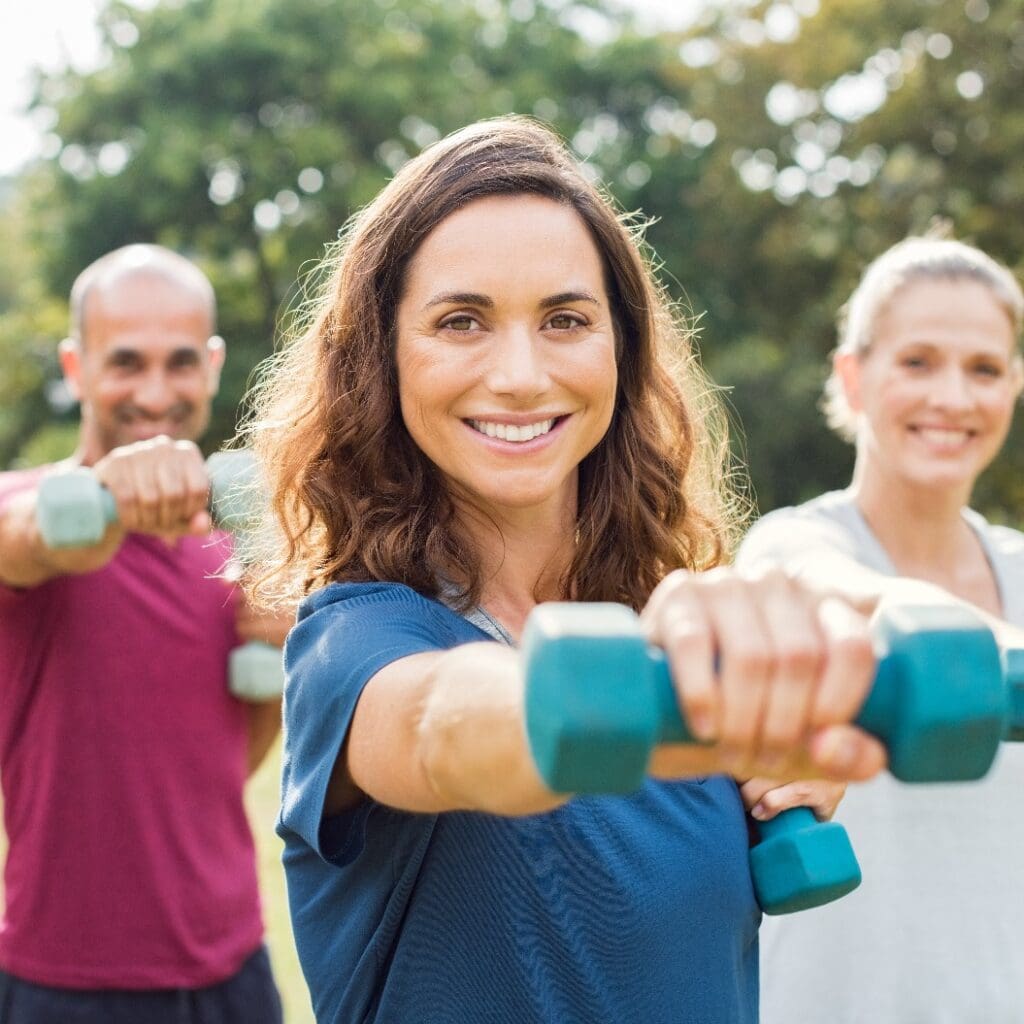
left=463, top=413, right=568, bottom=426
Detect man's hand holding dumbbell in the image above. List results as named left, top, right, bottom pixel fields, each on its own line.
left=1, top=435, right=210, bottom=586
left=15, top=438, right=292, bottom=703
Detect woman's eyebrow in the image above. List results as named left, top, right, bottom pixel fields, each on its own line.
left=421, top=289, right=602, bottom=312
left=422, top=291, right=493, bottom=311
left=540, top=290, right=600, bottom=309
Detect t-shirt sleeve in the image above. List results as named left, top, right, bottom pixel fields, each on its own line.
left=0, top=469, right=45, bottom=603
left=736, top=505, right=861, bottom=572
left=278, top=585, right=454, bottom=863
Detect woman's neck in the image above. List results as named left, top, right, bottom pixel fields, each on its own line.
left=850, top=460, right=1002, bottom=615
left=455, top=499, right=576, bottom=641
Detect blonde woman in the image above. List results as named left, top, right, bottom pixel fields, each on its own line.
left=740, top=233, right=1024, bottom=1024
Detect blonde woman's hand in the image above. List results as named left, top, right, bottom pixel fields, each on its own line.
left=739, top=777, right=846, bottom=823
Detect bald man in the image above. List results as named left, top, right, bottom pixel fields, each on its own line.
left=0, top=246, right=284, bottom=1023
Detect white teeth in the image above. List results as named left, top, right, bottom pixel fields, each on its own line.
left=916, top=427, right=970, bottom=447
left=469, top=418, right=555, bottom=442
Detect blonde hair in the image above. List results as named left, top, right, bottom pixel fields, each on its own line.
left=823, top=231, right=1024, bottom=441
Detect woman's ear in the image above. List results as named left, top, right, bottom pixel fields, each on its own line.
left=833, top=350, right=863, bottom=414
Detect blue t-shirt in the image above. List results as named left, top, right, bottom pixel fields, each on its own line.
left=278, top=582, right=759, bottom=1024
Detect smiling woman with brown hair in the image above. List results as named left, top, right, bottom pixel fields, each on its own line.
left=248, top=118, right=735, bottom=612
left=244, top=116, right=886, bottom=1024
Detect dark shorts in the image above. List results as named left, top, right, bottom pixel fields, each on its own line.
left=0, top=946, right=283, bottom=1024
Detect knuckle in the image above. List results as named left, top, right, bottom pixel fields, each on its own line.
left=786, top=781, right=815, bottom=804
left=662, top=616, right=710, bottom=652
left=680, top=687, right=715, bottom=717
left=775, top=643, right=822, bottom=678
left=832, top=632, right=875, bottom=674
left=136, top=486, right=160, bottom=509
left=758, top=787, right=788, bottom=813
left=727, top=643, right=772, bottom=677
left=762, top=718, right=801, bottom=748
left=720, top=717, right=758, bottom=749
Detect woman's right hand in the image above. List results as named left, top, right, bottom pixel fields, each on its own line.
left=640, top=566, right=887, bottom=783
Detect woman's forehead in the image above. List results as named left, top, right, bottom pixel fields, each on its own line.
left=403, top=196, right=607, bottom=301
left=873, top=277, right=1017, bottom=351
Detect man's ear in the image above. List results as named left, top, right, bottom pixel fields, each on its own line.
left=206, top=335, right=226, bottom=396
left=833, top=349, right=863, bottom=413
left=58, top=338, right=83, bottom=401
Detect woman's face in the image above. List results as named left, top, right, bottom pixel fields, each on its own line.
left=395, top=194, right=618, bottom=522
left=842, top=277, right=1023, bottom=492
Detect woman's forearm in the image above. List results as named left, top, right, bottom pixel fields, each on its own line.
left=415, top=643, right=568, bottom=816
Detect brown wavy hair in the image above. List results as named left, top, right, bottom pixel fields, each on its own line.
left=242, top=116, right=744, bottom=611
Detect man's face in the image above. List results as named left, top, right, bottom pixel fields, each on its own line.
left=62, top=272, right=224, bottom=460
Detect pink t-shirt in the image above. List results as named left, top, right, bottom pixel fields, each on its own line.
left=0, top=467, right=264, bottom=989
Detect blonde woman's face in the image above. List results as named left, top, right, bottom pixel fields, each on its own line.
left=842, top=277, right=1022, bottom=492
left=394, top=195, right=617, bottom=522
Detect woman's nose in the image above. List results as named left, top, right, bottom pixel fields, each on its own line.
left=484, top=325, right=551, bottom=399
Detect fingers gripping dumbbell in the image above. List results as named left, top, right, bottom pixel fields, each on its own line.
left=521, top=603, right=861, bottom=916
left=523, top=602, right=1024, bottom=915
left=35, top=453, right=283, bottom=701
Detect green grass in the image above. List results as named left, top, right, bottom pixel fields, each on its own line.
left=247, top=739, right=316, bottom=1024
left=0, top=740, right=315, bottom=1023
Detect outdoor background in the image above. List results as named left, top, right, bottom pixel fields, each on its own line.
left=1, top=0, right=1023, bottom=1021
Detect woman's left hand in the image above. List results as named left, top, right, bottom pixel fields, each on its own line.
left=739, top=777, right=846, bottom=822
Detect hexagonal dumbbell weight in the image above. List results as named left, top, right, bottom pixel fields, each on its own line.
left=35, top=453, right=283, bottom=701
left=523, top=601, right=1021, bottom=915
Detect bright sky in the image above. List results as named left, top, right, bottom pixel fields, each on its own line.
left=0, top=0, right=708, bottom=177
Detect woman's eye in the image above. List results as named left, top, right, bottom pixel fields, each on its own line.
left=901, top=356, right=927, bottom=369
left=547, top=313, right=583, bottom=330
left=972, top=363, right=1003, bottom=378
left=442, top=315, right=480, bottom=332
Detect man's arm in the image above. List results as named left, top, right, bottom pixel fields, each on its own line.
left=234, top=589, right=292, bottom=775
left=246, top=699, right=282, bottom=776
left=0, top=438, right=211, bottom=589
left=0, top=487, right=126, bottom=588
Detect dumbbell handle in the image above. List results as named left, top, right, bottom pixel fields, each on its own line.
left=1003, top=650, right=1024, bottom=741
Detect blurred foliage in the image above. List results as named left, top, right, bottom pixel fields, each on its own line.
left=1, top=0, right=1022, bottom=524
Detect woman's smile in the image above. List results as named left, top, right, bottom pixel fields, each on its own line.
left=395, top=194, right=617, bottom=517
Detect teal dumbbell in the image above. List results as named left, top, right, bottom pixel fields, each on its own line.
left=523, top=601, right=1024, bottom=914
left=36, top=452, right=283, bottom=701
left=521, top=603, right=860, bottom=915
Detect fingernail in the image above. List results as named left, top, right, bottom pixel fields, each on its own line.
left=750, top=802, right=767, bottom=820
left=689, top=712, right=714, bottom=741
left=818, top=731, right=857, bottom=772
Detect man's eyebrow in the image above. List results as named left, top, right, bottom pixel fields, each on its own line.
left=104, top=347, right=143, bottom=362
left=103, top=346, right=202, bottom=363
left=421, top=290, right=601, bottom=311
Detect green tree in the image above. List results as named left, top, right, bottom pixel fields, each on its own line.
left=4, top=0, right=1024, bottom=526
